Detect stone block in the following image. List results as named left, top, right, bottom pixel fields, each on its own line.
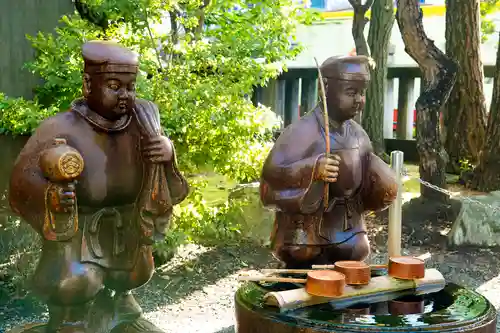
left=448, top=191, right=500, bottom=247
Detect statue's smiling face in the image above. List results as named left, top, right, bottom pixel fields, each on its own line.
left=85, top=72, right=137, bottom=120
left=327, top=79, right=368, bottom=122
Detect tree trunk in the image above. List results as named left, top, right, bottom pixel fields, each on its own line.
left=396, top=77, right=410, bottom=139
left=444, top=0, right=487, bottom=173
left=170, top=11, right=179, bottom=45
left=348, top=0, right=374, bottom=124
left=348, top=0, right=374, bottom=57
left=472, top=29, right=500, bottom=191
left=396, top=0, right=458, bottom=202
left=362, top=0, right=394, bottom=157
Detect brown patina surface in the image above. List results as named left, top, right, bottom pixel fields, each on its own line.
left=8, top=40, right=189, bottom=333
left=260, top=55, right=398, bottom=269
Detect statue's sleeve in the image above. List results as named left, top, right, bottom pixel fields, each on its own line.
left=260, top=120, right=325, bottom=214
left=358, top=128, right=398, bottom=212
left=138, top=99, right=189, bottom=205
left=8, top=117, right=67, bottom=234
left=164, top=141, right=189, bottom=205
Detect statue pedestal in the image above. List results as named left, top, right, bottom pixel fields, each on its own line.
left=7, top=315, right=165, bottom=333
left=235, top=281, right=497, bottom=333
left=7, top=323, right=85, bottom=333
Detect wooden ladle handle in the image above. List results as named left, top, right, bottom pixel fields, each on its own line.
left=311, top=264, right=386, bottom=270
left=237, top=276, right=306, bottom=283
left=311, top=253, right=431, bottom=270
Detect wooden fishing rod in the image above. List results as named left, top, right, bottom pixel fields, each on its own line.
left=314, top=57, right=330, bottom=211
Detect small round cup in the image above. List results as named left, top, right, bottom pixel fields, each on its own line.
left=388, top=256, right=425, bottom=280
left=334, top=261, right=371, bottom=285
left=305, top=270, right=346, bottom=297
left=345, top=303, right=371, bottom=315
left=389, top=295, right=425, bottom=315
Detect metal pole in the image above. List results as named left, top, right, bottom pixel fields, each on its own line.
left=388, top=150, right=404, bottom=258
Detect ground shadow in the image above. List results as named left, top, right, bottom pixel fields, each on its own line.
left=366, top=196, right=500, bottom=290
left=0, top=241, right=275, bottom=330
left=214, top=326, right=235, bottom=333
left=401, top=197, right=461, bottom=248
left=137, top=242, right=274, bottom=312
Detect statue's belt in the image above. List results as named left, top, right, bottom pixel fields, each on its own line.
left=285, top=193, right=364, bottom=242
left=324, top=195, right=360, bottom=216
left=78, top=204, right=137, bottom=259
left=78, top=204, right=135, bottom=217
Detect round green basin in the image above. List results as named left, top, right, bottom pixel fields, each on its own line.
left=235, top=280, right=497, bottom=333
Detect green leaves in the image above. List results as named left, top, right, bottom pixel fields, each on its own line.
left=0, top=0, right=320, bottom=251
left=480, top=0, right=500, bottom=42
left=0, top=93, right=58, bottom=135
left=1, top=0, right=316, bottom=183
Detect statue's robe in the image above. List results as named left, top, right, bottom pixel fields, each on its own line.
left=260, top=106, right=396, bottom=266
left=8, top=98, right=188, bottom=295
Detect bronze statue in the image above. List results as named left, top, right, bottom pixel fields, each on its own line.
left=8, top=40, right=189, bottom=333
left=260, top=55, right=398, bottom=269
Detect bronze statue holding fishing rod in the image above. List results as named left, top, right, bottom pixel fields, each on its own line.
left=260, top=55, right=398, bottom=269
left=8, top=40, right=189, bottom=333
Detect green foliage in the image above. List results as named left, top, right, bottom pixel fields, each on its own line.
left=2, top=0, right=317, bottom=182
left=223, top=141, right=273, bottom=183
left=153, top=177, right=251, bottom=259
left=480, top=0, right=500, bottom=42
left=459, top=158, right=474, bottom=173
left=173, top=179, right=245, bottom=244
left=24, top=16, right=99, bottom=111
left=0, top=0, right=316, bottom=258
left=0, top=93, right=58, bottom=135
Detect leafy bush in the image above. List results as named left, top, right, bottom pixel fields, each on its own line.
left=0, top=93, right=57, bottom=135
left=480, top=0, right=500, bottom=42
left=0, top=0, right=318, bottom=262
left=3, top=0, right=318, bottom=181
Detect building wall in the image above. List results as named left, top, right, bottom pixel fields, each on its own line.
left=309, top=0, right=441, bottom=12
left=288, top=13, right=500, bottom=69
left=0, top=0, right=74, bottom=98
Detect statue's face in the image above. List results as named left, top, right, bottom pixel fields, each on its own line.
left=84, top=72, right=137, bottom=120
left=326, top=78, right=368, bottom=122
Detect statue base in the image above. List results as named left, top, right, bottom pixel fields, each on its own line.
left=6, top=323, right=85, bottom=333
left=235, top=279, right=497, bottom=333
left=7, top=316, right=164, bottom=333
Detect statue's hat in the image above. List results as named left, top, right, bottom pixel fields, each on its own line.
left=82, top=40, right=139, bottom=74
left=320, top=55, right=372, bottom=81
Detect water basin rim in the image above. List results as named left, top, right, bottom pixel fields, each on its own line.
left=235, top=282, right=496, bottom=331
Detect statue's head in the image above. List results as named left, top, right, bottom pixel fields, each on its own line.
left=320, top=55, right=372, bottom=123
left=82, top=40, right=139, bottom=120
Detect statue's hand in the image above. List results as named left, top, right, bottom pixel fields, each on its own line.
left=47, top=182, right=76, bottom=213
left=315, top=154, right=341, bottom=183
left=141, top=136, right=173, bottom=163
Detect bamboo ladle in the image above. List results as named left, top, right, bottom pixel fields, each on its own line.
left=238, top=270, right=347, bottom=297
left=254, top=253, right=430, bottom=276
left=310, top=252, right=431, bottom=270
left=312, top=253, right=430, bottom=281
left=239, top=252, right=430, bottom=286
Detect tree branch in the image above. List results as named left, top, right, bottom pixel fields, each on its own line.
left=362, top=0, right=375, bottom=12
left=348, top=0, right=373, bottom=56
left=396, top=0, right=457, bottom=110
left=169, top=10, right=180, bottom=46
left=143, top=8, right=163, bottom=71
left=396, top=0, right=458, bottom=201
left=195, top=0, right=211, bottom=39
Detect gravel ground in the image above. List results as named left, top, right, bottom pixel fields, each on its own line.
left=1, top=199, right=500, bottom=332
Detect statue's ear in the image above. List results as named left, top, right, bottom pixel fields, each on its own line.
left=83, top=73, right=91, bottom=98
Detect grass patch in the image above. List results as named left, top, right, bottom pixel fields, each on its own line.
left=403, top=164, right=420, bottom=193
left=402, top=163, right=466, bottom=195
left=189, top=165, right=426, bottom=204
left=188, top=172, right=237, bottom=205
